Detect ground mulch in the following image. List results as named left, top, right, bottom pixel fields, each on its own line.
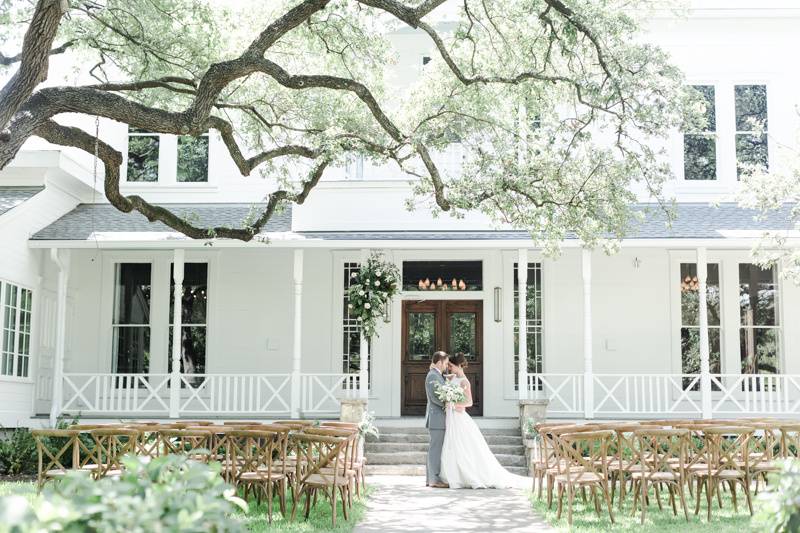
left=0, top=474, right=36, bottom=482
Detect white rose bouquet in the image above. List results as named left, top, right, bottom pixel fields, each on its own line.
left=434, top=381, right=466, bottom=405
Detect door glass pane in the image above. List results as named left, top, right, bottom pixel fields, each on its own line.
left=407, top=312, right=435, bottom=361
left=680, top=263, right=720, bottom=326
left=739, top=263, right=777, bottom=326
left=449, top=312, right=477, bottom=360
left=113, top=263, right=151, bottom=325
left=113, top=327, right=150, bottom=374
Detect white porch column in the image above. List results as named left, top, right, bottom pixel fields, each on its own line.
left=697, top=247, right=712, bottom=419
left=582, top=248, right=594, bottom=419
left=49, top=249, right=70, bottom=427
left=291, top=249, right=304, bottom=418
left=359, top=248, right=370, bottom=400
left=517, top=248, right=529, bottom=400
left=169, top=249, right=184, bottom=418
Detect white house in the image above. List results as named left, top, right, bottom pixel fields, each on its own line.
left=1, top=2, right=800, bottom=429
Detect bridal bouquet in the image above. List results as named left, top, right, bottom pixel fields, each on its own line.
left=434, top=381, right=466, bottom=405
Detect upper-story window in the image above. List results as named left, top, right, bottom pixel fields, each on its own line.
left=735, top=84, right=768, bottom=178
left=683, top=85, right=717, bottom=181
left=177, top=135, right=209, bottom=183
left=126, top=128, right=209, bottom=183
left=127, top=128, right=160, bottom=182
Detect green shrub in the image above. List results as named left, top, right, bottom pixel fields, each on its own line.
left=753, top=459, right=800, bottom=532
left=0, top=454, right=247, bottom=532
left=0, top=428, right=37, bottom=476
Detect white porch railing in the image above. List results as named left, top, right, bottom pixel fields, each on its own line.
left=301, top=373, right=360, bottom=416
left=58, top=372, right=361, bottom=418
left=526, top=373, right=800, bottom=419
left=62, top=373, right=171, bottom=415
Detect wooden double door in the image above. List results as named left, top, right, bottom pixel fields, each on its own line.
left=401, top=300, right=483, bottom=416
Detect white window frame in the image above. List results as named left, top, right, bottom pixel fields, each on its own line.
left=168, top=261, right=210, bottom=377
left=680, top=82, right=720, bottom=183
left=124, top=128, right=214, bottom=188
left=733, top=83, right=770, bottom=179
left=0, top=280, right=35, bottom=382
left=737, top=261, right=782, bottom=376
left=110, top=262, right=154, bottom=375
left=512, top=261, right=544, bottom=391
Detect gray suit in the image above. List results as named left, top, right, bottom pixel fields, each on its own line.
left=424, top=368, right=446, bottom=485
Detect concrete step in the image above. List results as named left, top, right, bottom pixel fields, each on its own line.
left=365, top=464, right=531, bottom=477
left=370, top=433, right=523, bottom=446
left=376, top=427, right=520, bottom=436
left=366, top=442, right=525, bottom=455
left=367, top=451, right=527, bottom=468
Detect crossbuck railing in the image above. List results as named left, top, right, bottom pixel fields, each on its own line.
left=58, top=372, right=362, bottom=418
left=528, top=373, right=800, bottom=419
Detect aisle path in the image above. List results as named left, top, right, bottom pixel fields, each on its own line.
left=354, top=475, right=555, bottom=533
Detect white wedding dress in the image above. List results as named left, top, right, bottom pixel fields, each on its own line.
left=440, top=376, right=530, bottom=489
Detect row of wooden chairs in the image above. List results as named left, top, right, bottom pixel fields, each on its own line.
left=31, top=420, right=365, bottom=528
left=531, top=418, right=800, bottom=526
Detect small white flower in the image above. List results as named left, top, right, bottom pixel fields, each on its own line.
left=347, top=304, right=353, bottom=309
left=359, top=290, right=365, bottom=296
left=364, top=303, right=371, bottom=309
left=351, top=272, right=357, bottom=278
left=374, top=280, right=380, bottom=286
left=375, top=270, right=382, bottom=276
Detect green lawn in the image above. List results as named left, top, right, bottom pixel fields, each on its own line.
left=0, top=481, right=369, bottom=532
left=530, top=485, right=755, bottom=532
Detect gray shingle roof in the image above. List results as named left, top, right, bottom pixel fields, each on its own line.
left=298, top=203, right=797, bottom=240
left=0, top=187, right=43, bottom=217
left=31, top=203, right=292, bottom=240
left=30, top=201, right=796, bottom=241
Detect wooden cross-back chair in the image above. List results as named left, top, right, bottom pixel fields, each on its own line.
left=779, top=423, right=800, bottom=459
left=630, top=429, right=690, bottom=524
left=226, top=429, right=288, bottom=524
left=303, top=426, right=360, bottom=502
left=606, top=423, right=648, bottom=509
left=690, top=426, right=754, bottom=521
left=319, top=423, right=366, bottom=495
left=531, top=424, right=573, bottom=501
left=89, top=428, right=139, bottom=479
left=743, top=421, right=782, bottom=489
left=554, top=429, right=616, bottom=527
left=543, top=424, right=604, bottom=509
left=159, top=429, right=214, bottom=462
left=290, top=432, right=352, bottom=528
left=31, top=429, right=83, bottom=491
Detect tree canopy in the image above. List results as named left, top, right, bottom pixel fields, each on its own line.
left=0, top=0, right=696, bottom=247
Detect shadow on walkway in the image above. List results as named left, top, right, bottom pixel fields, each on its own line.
left=354, top=475, right=554, bottom=533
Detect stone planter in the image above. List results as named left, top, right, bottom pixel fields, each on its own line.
left=519, top=399, right=548, bottom=475
left=340, top=398, right=368, bottom=423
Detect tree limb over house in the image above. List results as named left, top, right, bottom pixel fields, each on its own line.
left=0, top=0, right=697, bottom=245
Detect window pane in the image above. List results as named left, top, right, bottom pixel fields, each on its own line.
left=680, top=263, right=720, bottom=326
left=736, top=133, right=768, bottom=177
left=113, top=264, right=151, bottom=325
left=681, top=327, right=721, bottom=388
left=449, top=312, right=477, bottom=360
left=739, top=263, right=777, bottom=326
left=127, top=135, right=159, bottom=182
left=740, top=328, right=779, bottom=375
left=683, top=135, right=716, bottom=180
left=113, top=327, right=150, bottom=374
left=735, top=85, right=767, bottom=131
left=342, top=262, right=370, bottom=381
left=170, top=263, right=208, bottom=325
left=177, top=136, right=209, bottom=183
left=168, top=326, right=206, bottom=385
left=513, top=263, right=543, bottom=387
left=692, top=85, right=716, bottom=131
left=407, top=312, right=436, bottom=361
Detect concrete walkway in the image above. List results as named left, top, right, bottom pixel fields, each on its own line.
left=355, top=476, right=555, bottom=533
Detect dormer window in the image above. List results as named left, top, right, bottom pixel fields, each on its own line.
left=735, top=84, right=768, bottom=178
left=127, top=128, right=160, bottom=182
left=177, top=134, right=209, bottom=183
left=683, top=85, right=717, bottom=181
left=126, top=128, right=209, bottom=184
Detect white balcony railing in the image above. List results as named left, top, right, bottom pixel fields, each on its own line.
left=57, top=372, right=361, bottom=418
left=527, top=373, right=800, bottom=419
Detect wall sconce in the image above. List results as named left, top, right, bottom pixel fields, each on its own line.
left=493, top=287, right=502, bottom=322
left=632, top=257, right=642, bottom=269
left=383, top=304, right=391, bottom=323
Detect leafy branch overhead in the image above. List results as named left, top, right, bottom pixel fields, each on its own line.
left=0, top=0, right=697, bottom=245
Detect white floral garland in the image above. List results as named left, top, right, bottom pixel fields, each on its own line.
left=347, top=253, right=400, bottom=339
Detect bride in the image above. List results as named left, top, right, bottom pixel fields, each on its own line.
left=439, top=353, right=530, bottom=489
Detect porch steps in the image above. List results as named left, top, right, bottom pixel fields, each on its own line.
left=365, top=426, right=529, bottom=477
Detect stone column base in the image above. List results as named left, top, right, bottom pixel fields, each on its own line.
left=340, top=398, right=368, bottom=423
left=519, top=399, right=549, bottom=476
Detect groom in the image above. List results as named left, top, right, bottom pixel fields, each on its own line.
left=425, top=350, right=449, bottom=488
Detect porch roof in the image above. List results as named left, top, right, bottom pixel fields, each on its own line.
left=0, top=186, right=43, bottom=217
left=28, top=201, right=796, bottom=244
